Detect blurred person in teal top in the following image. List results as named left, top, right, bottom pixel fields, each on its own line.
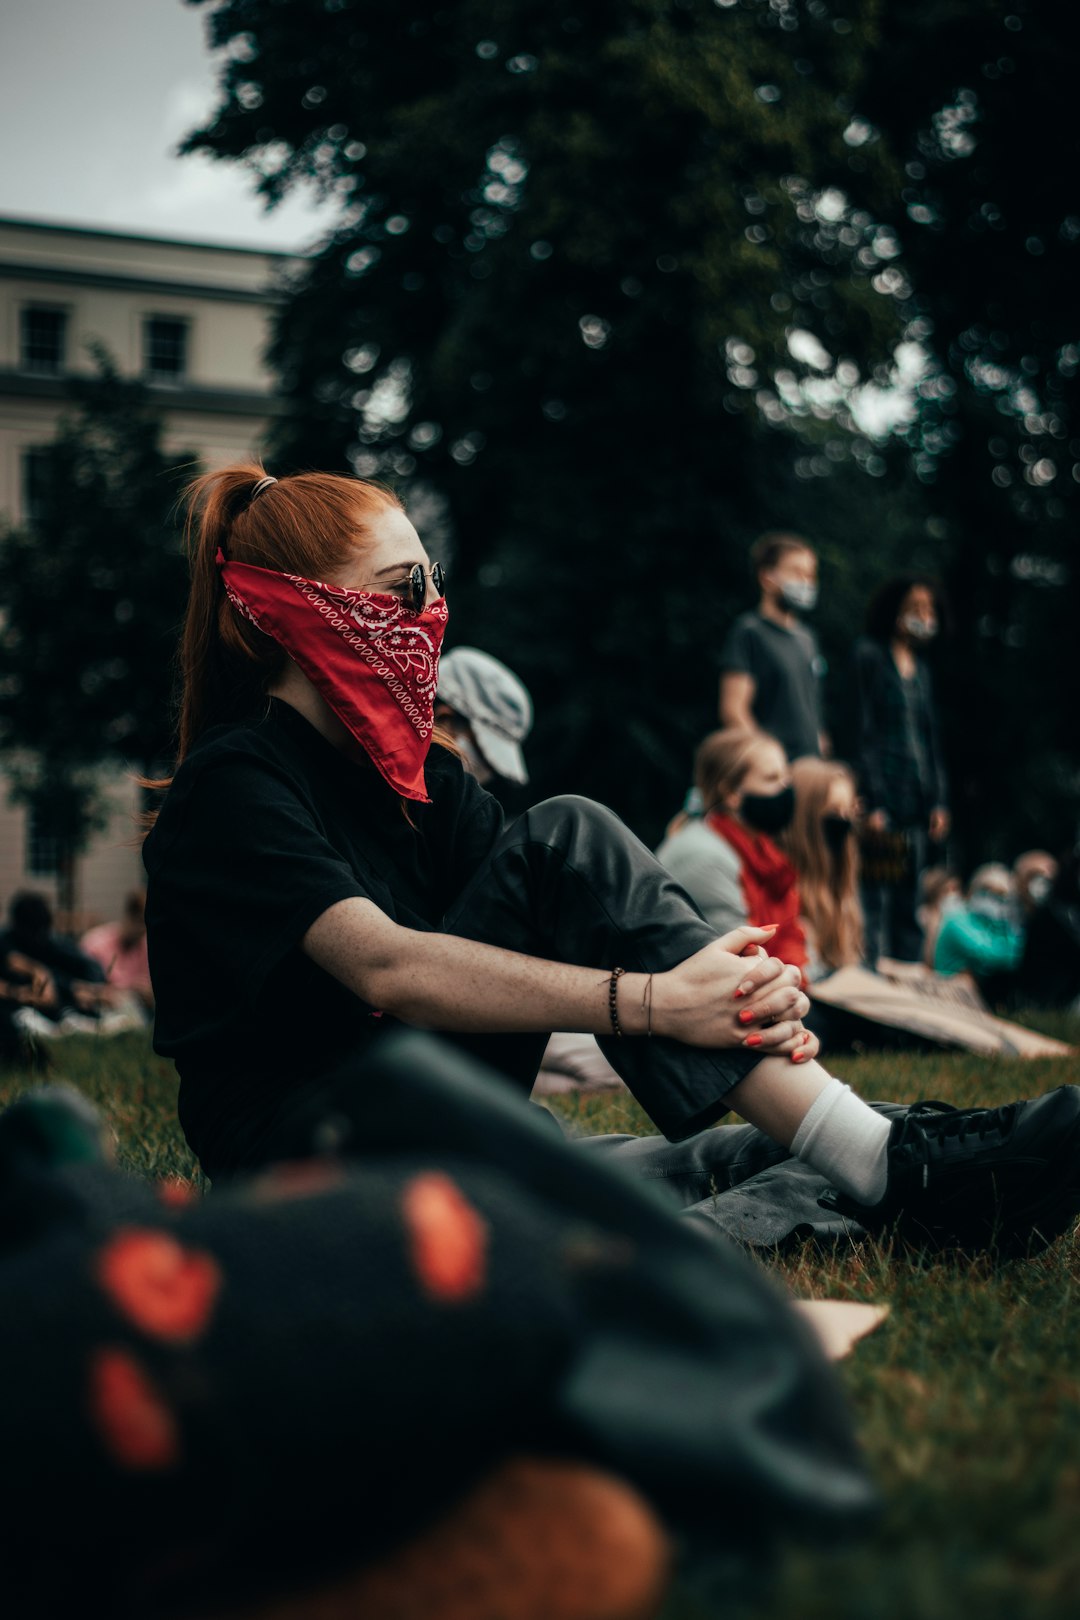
left=934, top=864, right=1024, bottom=987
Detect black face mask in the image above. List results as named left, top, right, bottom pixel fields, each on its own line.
left=740, top=784, right=796, bottom=835
left=822, top=814, right=854, bottom=855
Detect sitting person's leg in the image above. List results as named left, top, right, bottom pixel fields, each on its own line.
left=440, top=795, right=1080, bottom=1254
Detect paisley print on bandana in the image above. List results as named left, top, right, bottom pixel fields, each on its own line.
left=218, top=551, right=448, bottom=802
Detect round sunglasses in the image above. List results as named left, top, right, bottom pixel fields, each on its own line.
left=400, top=561, right=445, bottom=614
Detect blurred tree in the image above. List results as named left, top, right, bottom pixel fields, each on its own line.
left=183, top=0, right=913, bottom=840
left=183, top=0, right=1078, bottom=854
left=843, top=0, right=1080, bottom=858
left=0, top=353, right=193, bottom=909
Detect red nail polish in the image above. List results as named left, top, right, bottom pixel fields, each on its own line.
left=744, top=1033, right=763, bottom=1048
left=733, top=989, right=744, bottom=1000
left=792, top=1052, right=807, bottom=1063
left=738, top=1009, right=755, bottom=1025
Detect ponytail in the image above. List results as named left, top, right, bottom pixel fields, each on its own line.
left=177, top=462, right=283, bottom=765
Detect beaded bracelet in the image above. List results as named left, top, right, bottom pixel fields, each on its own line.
left=608, top=966, right=626, bottom=1037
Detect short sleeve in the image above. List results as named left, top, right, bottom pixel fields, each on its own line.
left=423, top=747, right=504, bottom=911
left=145, top=758, right=374, bottom=1007
left=720, top=616, right=759, bottom=677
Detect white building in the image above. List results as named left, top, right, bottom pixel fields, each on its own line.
left=0, top=215, right=298, bottom=928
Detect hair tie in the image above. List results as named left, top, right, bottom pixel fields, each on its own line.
left=250, top=475, right=277, bottom=500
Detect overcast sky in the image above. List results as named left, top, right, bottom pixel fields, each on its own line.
left=0, top=0, right=338, bottom=251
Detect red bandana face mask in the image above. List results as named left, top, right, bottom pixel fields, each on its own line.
left=217, top=552, right=448, bottom=803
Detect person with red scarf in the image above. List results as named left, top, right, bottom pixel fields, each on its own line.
left=142, top=465, right=1080, bottom=1265
left=657, top=729, right=807, bottom=978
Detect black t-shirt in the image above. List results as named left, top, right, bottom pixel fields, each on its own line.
left=143, top=699, right=503, bottom=1177
left=720, top=610, right=825, bottom=762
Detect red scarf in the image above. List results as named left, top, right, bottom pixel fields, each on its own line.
left=705, top=813, right=807, bottom=973
left=218, top=553, right=448, bottom=803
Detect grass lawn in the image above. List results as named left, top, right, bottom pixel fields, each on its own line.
left=3, top=1024, right=1080, bottom=1620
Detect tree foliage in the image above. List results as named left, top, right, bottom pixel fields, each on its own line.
left=184, top=0, right=1079, bottom=854
left=845, top=1, right=1080, bottom=853
left=0, top=355, right=193, bottom=873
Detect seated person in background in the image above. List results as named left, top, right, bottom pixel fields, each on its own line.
left=436, top=645, right=533, bottom=814
left=81, top=888, right=154, bottom=1013
left=933, top=865, right=1024, bottom=996
left=781, top=758, right=864, bottom=982
left=917, top=866, right=964, bottom=968
left=0, top=944, right=60, bottom=1059
left=655, top=728, right=807, bottom=977
left=1014, top=845, right=1080, bottom=1011
left=0, top=891, right=105, bottom=1028
left=1014, top=850, right=1058, bottom=922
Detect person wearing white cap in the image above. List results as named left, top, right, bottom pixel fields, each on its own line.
left=436, top=646, right=533, bottom=788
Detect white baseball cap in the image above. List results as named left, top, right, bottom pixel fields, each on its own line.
left=437, top=646, right=533, bottom=784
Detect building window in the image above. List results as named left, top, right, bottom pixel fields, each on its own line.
left=21, top=446, right=53, bottom=529
left=143, top=316, right=188, bottom=381
left=25, top=802, right=62, bottom=878
left=20, top=306, right=67, bottom=374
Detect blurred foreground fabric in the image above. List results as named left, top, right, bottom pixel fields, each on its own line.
left=0, top=1033, right=876, bottom=1618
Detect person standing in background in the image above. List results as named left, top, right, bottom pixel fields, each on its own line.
left=851, top=575, right=951, bottom=964
left=719, top=532, right=828, bottom=764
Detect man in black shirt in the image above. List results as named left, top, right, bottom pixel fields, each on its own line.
left=720, top=531, right=827, bottom=762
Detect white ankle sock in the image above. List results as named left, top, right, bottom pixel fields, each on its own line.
left=791, top=1078, right=892, bottom=1205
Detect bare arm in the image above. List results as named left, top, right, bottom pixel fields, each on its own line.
left=303, top=900, right=814, bottom=1054
left=719, top=670, right=756, bottom=729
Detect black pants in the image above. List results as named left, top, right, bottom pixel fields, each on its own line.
left=269, top=796, right=812, bottom=1239
left=442, top=796, right=762, bottom=1136
left=862, top=826, right=927, bottom=964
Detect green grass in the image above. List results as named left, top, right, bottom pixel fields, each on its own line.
left=4, top=1025, right=1080, bottom=1619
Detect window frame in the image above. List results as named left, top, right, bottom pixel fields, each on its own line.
left=142, top=313, right=190, bottom=383
left=25, top=801, right=63, bottom=879
left=19, top=304, right=68, bottom=376
left=20, top=444, right=53, bottom=529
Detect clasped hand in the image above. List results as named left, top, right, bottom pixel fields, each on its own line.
left=652, top=927, right=818, bottom=1062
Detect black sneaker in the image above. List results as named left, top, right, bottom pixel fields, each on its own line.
left=820, top=1087, right=1080, bottom=1258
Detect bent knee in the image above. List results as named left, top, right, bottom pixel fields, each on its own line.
left=524, top=795, right=626, bottom=839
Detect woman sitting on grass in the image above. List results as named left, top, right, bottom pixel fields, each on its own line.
left=655, top=728, right=807, bottom=975
left=142, top=465, right=1080, bottom=1260
left=783, top=757, right=865, bottom=981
